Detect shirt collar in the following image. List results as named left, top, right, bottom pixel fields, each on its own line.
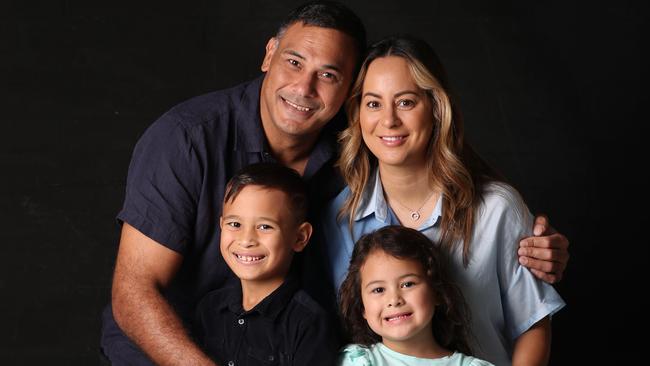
left=223, top=276, right=300, bottom=321
left=354, top=169, right=443, bottom=229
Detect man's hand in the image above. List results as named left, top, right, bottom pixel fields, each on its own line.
left=518, top=214, right=569, bottom=284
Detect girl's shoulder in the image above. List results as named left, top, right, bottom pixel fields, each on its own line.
left=449, top=352, right=495, bottom=366
left=338, top=344, right=374, bottom=366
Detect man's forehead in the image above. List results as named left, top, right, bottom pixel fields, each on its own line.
left=277, top=22, right=358, bottom=63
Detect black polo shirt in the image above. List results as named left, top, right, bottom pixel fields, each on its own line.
left=195, top=277, right=337, bottom=366
left=100, top=76, right=345, bottom=364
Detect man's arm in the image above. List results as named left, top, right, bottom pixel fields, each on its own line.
left=112, top=223, right=216, bottom=366
left=511, top=316, right=551, bottom=366
left=518, top=215, right=570, bottom=284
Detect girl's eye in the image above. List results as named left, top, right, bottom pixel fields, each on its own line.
left=371, top=287, right=385, bottom=294
left=366, top=101, right=380, bottom=109
left=401, top=281, right=416, bottom=288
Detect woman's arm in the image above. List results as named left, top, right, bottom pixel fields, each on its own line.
left=511, top=316, right=552, bottom=366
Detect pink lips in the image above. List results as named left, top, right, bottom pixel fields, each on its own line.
left=379, top=135, right=407, bottom=147
left=384, top=312, right=413, bottom=323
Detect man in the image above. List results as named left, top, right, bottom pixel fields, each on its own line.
left=100, top=2, right=569, bottom=365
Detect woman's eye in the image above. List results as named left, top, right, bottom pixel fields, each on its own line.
left=397, top=99, right=415, bottom=108
left=366, top=101, right=380, bottom=109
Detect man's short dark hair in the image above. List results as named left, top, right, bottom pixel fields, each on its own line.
left=277, top=1, right=367, bottom=57
left=224, top=162, right=308, bottom=223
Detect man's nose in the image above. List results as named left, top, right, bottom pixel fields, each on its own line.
left=292, top=71, right=317, bottom=98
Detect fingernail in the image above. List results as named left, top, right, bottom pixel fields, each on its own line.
left=518, top=248, right=525, bottom=255
left=519, top=257, right=527, bottom=265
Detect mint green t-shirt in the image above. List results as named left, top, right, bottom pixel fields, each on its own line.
left=339, top=344, right=495, bottom=366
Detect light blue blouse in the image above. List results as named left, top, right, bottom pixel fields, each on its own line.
left=321, top=171, right=565, bottom=366
left=339, top=343, right=494, bottom=366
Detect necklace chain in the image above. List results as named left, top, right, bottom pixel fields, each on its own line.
left=390, top=190, right=436, bottom=221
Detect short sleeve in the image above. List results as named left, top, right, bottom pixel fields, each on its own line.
left=117, top=112, right=202, bottom=253
left=338, top=344, right=373, bottom=366
left=490, top=184, right=565, bottom=340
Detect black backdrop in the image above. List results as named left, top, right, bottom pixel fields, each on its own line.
left=2, top=1, right=648, bottom=364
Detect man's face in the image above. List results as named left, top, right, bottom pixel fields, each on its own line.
left=259, top=22, right=358, bottom=141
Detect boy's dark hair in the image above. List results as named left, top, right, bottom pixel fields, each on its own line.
left=338, top=225, right=474, bottom=355
left=277, top=1, right=367, bottom=60
left=224, top=162, right=308, bottom=223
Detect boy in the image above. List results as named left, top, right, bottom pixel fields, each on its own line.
left=194, top=162, right=337, bottom=366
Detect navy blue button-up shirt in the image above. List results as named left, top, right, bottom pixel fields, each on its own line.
left=100, top=76, right=345, bottom=364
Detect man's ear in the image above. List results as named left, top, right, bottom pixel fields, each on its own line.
left=292, top=222, right=313, bottom=253
left=261, top=37, right=278, bottom=72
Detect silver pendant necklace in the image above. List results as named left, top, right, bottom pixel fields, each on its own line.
left=391, top=190, right=436, bottom=221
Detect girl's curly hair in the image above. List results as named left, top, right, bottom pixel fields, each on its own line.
left=338, top=225, right=474, bottom=355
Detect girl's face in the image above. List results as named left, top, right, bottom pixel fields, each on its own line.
left=360, top=249, right=437, bottom=350
left=359, top=56, right=434, bottom=170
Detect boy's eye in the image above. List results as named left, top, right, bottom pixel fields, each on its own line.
left=225, top=221, right=240, bottom=228
left=257, top=224, right=273, bottom=230
left=371, top=287, right=385, bottom=294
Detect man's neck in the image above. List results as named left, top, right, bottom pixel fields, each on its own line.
left=240, top=277, right=284, bottom=311
left=265, top=133, right=316, bottom=175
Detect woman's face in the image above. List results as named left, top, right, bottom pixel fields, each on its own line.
left=359, top=56, right=434, bottom=169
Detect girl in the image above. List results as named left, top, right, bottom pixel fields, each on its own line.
left=338, top=225, right=493, bottom=366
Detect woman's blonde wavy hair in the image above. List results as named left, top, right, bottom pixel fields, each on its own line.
left=338, top=36, right=500, bottom=265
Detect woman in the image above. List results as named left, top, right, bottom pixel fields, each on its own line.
left=321, top=36, right=565, bottom=365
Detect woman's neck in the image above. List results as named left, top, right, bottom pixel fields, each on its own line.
left=378, top=163, right=439, bottom=229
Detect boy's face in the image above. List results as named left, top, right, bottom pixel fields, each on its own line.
left=220, top=185, right=311, bottom=288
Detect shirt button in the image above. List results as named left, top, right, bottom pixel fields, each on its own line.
left=227, top=361, right=235, bottom=366
left=237, top=318, right=245, bottom=325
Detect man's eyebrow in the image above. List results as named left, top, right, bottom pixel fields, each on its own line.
left=283, top=49, right=342, bottom=73
left=283, top=49, right=306, bottom=61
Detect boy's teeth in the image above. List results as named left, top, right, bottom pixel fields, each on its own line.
left=236, top=254, right=264, bottom=262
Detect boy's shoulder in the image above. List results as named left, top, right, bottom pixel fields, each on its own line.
left=281, top=288, right=330, bottom=322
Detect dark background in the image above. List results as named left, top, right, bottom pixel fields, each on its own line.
left=2, top=0, right=648, bottom=364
